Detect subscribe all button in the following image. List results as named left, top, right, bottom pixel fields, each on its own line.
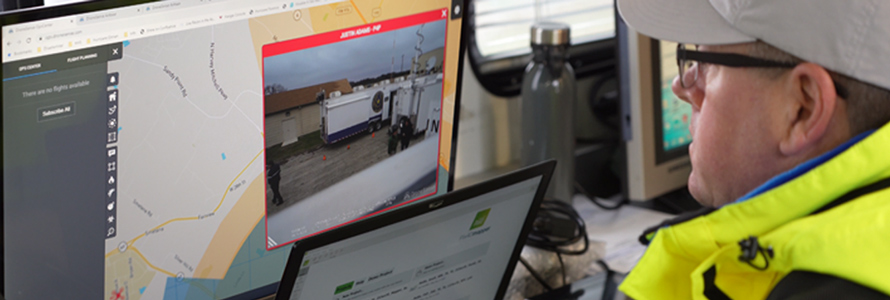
left=37, top=101, right=76, bottom=122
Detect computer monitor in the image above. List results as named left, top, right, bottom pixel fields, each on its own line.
left=0, top=0, right=467, bottom=299
left=617, top=13, right=692, bottom=201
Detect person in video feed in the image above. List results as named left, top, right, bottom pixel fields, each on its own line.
left=615, top=0, right=890, bottom=299
left=399, top=117, right=413, bottom=150
left=266, top=159, right=283, bottom=206
left=388, top=127, right=399, bottom=155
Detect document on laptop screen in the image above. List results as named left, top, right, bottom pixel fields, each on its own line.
left=285, top=176, right=542, bottom=300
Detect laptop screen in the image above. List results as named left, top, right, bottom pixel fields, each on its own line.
left=284, top=176, right=543, bottom=300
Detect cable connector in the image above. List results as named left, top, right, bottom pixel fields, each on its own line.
left=533, top=211, right=578, bottom=240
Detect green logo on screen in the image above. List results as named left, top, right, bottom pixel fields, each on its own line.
left=334, top=281, right=354, bottom=295
left=470, top=208, right=491, bottom=230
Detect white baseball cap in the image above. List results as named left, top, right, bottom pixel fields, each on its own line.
left=617, top=0, right=890, bottom=91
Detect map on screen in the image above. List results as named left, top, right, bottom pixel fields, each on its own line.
left=105, top=4, right=458, bottom=299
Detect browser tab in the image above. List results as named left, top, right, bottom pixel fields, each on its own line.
left=77, top=11, right=121, bottom=25
left=146, top=1, right=185, bottom=12
left=5, top=17, right=72, bottom=34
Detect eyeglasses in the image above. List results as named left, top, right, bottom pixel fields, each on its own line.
left=676, top=43, right=798, bottom=88
left=676, top=43, right=849, bottom=98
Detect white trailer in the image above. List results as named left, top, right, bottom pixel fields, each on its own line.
left=320, top=86, right=392, bottom=144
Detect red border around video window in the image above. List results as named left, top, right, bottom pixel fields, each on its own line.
left=263, top=9, right=448, bottom=58
left=261, top=8, right=450, bottom=250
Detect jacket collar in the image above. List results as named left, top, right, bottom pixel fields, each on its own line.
left=700, top=123, right=890, bottom=247
left=735, top=129, right=875, bottom=203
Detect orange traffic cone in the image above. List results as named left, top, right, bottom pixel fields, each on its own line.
left=347, top=145, right=350, bottom=150
left=372, top=133, right=375, bottom=138
left=323, top=155, right=326, bottom=161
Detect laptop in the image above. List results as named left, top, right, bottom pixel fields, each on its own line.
left=274, top=161, right=556, bottom=300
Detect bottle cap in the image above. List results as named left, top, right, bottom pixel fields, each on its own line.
left=531, top=22, right=570, bottom=46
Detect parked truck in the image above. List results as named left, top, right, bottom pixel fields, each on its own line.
left=320, top=85, right=393, bottom=144
left=319, top=73, right=443, bottom=145
left=320, top=23, right=444, bottom=145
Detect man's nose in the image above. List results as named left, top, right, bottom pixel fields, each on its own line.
left=672, top=75, right=702, bottom=109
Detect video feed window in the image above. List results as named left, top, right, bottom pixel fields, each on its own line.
left=262, top=10, right=449, bottom=248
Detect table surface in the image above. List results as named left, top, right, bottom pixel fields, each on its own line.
left=455, top=165, right=676, bottom=299
left=503, top=194, right=674, bottom=300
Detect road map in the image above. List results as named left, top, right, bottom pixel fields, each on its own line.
left=101, top=1, right=460, bottom=299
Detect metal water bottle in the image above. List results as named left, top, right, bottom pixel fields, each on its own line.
left=521, top=22, right=575, bottom=202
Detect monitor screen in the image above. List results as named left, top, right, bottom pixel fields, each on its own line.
left=654, top=40, right=692, bottom=162
left=1, top=0, right=466, bottom=299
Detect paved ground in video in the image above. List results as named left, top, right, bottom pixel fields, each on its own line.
left=265, top=125, right=431, bottom=215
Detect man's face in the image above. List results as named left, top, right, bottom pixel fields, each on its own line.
left=672, top=43, right=789, bottom=207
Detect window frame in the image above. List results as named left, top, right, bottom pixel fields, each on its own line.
left=465, top=0, right=617, bottom=97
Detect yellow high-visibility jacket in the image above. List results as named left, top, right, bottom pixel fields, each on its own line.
left=619, top=122, right=890, bottom=300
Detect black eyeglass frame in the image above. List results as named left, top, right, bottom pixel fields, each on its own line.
left=676, top=44, right=848, bottom=98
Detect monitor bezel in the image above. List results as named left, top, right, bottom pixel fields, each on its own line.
left=617, top=9, right=692, bottom=201
left=0, top=0, right=154, bottom=26
left=275, top=160, right=555, bottom=300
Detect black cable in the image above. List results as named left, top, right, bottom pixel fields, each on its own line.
left=575, top=137, right=621, bottom=144
left=526, top=199, right=589, bottom=255
left=519, top=256, right=554, bottom=291
left=556, top=252, right=566, bottom=287
left=596, top=259, right=613, bottom=274
left=588, top=70, right=621, bottom=131
left=575, top=180, right=628, bottom=210
left=596, top=260, right=617, bottom=300
left=522, top=199, right=592, bottom=292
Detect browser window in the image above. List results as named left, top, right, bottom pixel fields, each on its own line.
left=1, top=0, right=465, bottom=299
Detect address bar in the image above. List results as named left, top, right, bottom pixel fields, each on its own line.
left=39, top=0, right=343, bottom=42
left=3, top=0, right=345, bottom=63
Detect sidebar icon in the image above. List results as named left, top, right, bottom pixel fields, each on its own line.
left=107, top=90, right=119, bottom=143
left=106, top=77, right=119, bottom=239
left=106, top=146, right=117, bottom=239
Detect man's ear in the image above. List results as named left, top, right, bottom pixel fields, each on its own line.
left=779, top=62, right=838, bottom=156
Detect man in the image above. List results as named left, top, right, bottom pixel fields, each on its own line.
left=616, top=0, right=890, bottom=299
left=266, top=159, right=283, bottom=206
left=399, top=117, right=413, bottom=150
left=387, top=126, right=399, bottom=155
